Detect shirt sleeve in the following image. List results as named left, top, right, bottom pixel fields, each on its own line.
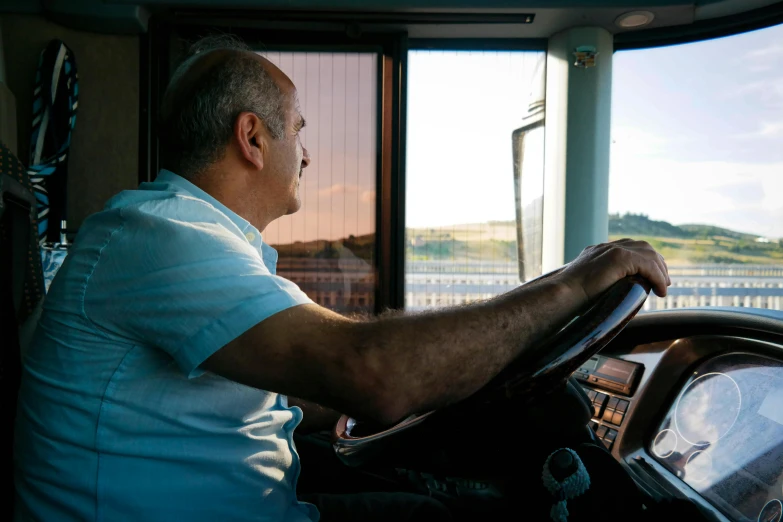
left=83, top=202, right=313, bottom=377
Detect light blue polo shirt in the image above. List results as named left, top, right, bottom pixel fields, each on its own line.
left=14, top=170, right=318, bottom=521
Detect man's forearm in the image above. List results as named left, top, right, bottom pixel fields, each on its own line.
left=349, top=277, right=584, bottom=422
left=287, top=397, right=342, bottom=434
left=206, top=240, right=668, bottom=427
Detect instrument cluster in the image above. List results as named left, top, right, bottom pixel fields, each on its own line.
left=651, top=353, right=783, bottom=522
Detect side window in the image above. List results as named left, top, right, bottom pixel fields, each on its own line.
left=263, top=52, right=378, bottom=314
left=405, top=50, right=546, bottom=310
left=610, top=25, right=783, bottom=311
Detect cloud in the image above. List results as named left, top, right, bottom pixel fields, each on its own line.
left=721, top=78, right=783, bottom=108
left=747, top=63, right=775, bottom=73
left=758, top=122, right=783, bottom=136
left=317, top=184, right=350, bottom=197
left=736, top=121, right=783, bottom=140
left=710, top=181, right=765, bottom=205
left=611, top=126, right=673, bottom=157
left=745, top=44, right=783, bottom=60
left=317, top=184, right=372, bottom=198
left=609, top=154, right=783, bottom=238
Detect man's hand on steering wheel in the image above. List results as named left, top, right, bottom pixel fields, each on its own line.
left=559, top=239, right=671, bottom=305
left=332, top=240, right=664, bottom=461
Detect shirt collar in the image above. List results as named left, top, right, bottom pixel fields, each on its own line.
left=155, top=170, right=259, bottom=238
left=154, top=170, right=279, bottom=272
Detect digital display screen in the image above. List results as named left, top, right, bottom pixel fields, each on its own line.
left=650, top=353, right=783, bottom=522
left=758, top=389, right=783, bottom=427
left=594, top=358, right=635, bottom=385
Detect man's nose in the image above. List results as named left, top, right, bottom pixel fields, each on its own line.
left=301, top=147, right=311, bottom=168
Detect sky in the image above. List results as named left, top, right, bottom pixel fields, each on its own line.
left=407, top=23, right=783, bottom=238
left=264, top=26, right=783, bottom=244
left=406, top=50, right=543, bottom=228
left=261, top=52, right=378, bottom=245
left=610, top=22, right=783, bottom=239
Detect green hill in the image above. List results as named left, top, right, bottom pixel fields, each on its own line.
left=678, top=224, right=758, bottom=241
left=609, top=213, right=783, bottom=265
left=609, top=213, right=688, bottom=238
left=269, top=214, right=783, bottom=266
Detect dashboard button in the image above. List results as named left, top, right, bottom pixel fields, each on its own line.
left=612, top=411, right=624, bottom=426
left=602, top=438, right=613, bottom=450
left=589, top=420, right=599, bottom=432
left=605, top=429, right=618, bottom=441
left=616, top=399, right=629, bottom=413
left=607, top=397, right=619, bottom=410
left=594, top=393, right=608, bottom=406
left=587, top=390, right=597, bottom=401
left=596, top=426, right=608, bottom=439
left=602, top=408, right=614, bottom=422
left=593, top=404, right=602, bottom=417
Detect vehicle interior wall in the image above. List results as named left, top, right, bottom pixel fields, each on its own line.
left=0, top=14, right=139, bottom=231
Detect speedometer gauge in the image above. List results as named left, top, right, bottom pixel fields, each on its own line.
left=674, top=372, right=741, bottom=446
left=758, top=499, right=782, bottom=522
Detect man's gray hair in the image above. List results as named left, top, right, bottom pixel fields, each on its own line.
left=159, top=35, right=286, bottom=179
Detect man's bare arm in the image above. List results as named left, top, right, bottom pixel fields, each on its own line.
left=287, top=397, right=342, bottom=434
left=204, top=239, right=670, bottom=425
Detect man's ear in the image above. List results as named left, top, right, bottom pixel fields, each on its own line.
left=234, top=112, right=268, bottom=171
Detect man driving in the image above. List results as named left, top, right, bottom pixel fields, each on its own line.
left=13, top=36, right=670, bottom=522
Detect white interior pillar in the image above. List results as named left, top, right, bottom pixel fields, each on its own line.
left=543, top=27, right=614, bottom=271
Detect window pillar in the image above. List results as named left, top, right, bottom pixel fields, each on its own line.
left=543, top=27, right=614, bottom=270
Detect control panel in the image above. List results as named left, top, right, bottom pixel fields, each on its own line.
left=582, top=387, right=631, bottom=451
left=573, top=354, right=642, bottom=396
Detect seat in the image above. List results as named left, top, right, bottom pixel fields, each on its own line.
left=0, top=141, right=45, bottom=513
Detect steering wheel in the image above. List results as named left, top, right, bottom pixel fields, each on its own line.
left=332, top=274, right=650, bottom=471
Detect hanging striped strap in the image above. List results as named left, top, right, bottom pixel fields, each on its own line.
left=27, top=39, right=79, bottom=244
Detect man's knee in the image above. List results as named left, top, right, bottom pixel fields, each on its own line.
left=396, top=493, right=452, bottom=521
left=303, top=491, right=452, bottom=522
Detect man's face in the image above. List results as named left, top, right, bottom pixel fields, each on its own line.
left=264, top=88, right=310, bottom=216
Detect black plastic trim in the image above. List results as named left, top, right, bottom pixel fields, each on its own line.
left=392, top=34, right=408, bottom=311
left=410, top=38, right=547, bottom=51
left=613, top=308, right=783, bottom=348
left=615, top=1, right=783, bottom=51
left=170, top=10, right=535, bottom=26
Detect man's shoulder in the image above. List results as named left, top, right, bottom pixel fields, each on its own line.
left=82, top=186, right=244, bottom=245
left=61, top=189, right=257, bottom=296
left=105, top=185, right=228, bottom=223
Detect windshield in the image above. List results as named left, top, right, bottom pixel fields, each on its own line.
left=610, top=23, right=783, bottom=312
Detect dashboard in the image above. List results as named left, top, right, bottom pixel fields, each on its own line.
left=652, top=353, right=783, bottom=521
left=582, top=308, right=783, bottom=522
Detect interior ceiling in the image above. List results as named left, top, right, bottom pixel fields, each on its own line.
left=1, top=0, right=782, bottom=38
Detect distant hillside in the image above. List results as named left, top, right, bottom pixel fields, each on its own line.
left=678, top=224, right=759, bottom=241
left=609, top=213, right=783, bottom=265
left=267, top=215, right=783, bottom=266
left=609, top=214, right=688, bottom=238
left=609, top=213, right=762, bottom=241
left=268, top=233, right=375, bottom=262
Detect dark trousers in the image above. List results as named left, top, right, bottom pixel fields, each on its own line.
left=301, top=492, right=453, bottom=522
